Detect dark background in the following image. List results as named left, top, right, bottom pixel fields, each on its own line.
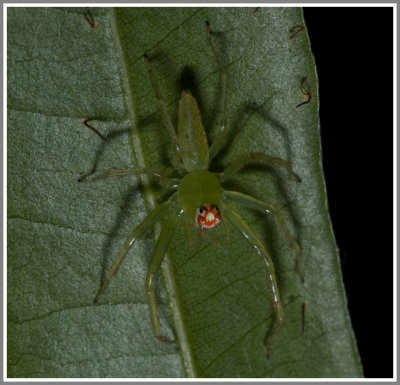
left=303, top=7, right=394, bottom=378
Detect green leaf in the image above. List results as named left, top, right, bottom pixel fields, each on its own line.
left=7, top=7, right=363, bottom=378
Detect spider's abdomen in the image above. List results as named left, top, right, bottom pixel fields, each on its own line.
left=178, top=170, right=222, bottom=226
left=177, top=91, right=210, bottom=172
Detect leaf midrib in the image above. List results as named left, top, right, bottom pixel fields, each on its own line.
left=109, top=8, right=196, bottom=378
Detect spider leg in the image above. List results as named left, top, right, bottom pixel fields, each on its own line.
left=78, top=167, right=179, bottom=189
left=145, top=213, right=180, bottom=345
left=223, top=190, right=302, bottom=281
left=219, top=152, right=301, bottom=183
left=183, top=219, right=202, bottom=249
left=143, top=54, right=181, bottom=161
left=199, top=220, right=230, bottom=244
left=221, top=203, right=284, bottom=358
left=93, top=194, right=177, bottom=304
left=206, top=21, right=228, bottom=160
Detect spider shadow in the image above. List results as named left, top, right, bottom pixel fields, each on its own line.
left=136, top=112, right=173, bottom=171
left=202, top=26, right=230, bottom=133
left=212, top=100, right=302, bottom=275
left=78, top=122, right=130, bottom=179
left=178, top=66, right=199, bottom=98
left=79, top=122, right=154, bottom=298
left=212, top=98, right=295, bottom=167
left=88, top=118, right=178, bottom=303
left=224, top=172, right=299, bottom=281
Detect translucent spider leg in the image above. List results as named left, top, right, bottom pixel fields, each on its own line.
left=223, top=190, right=302, bottom=281
left=145, top=212, right=180, bottom=345
left=78, top=167, right=179, bottom=189
left=143, top=54, right=181, bottom=164
left=219, top=152, right=301, bottom=183
left=93, top=195, right=177, bottom=304
left=206, top=21, right=228, bottom=160
left=221, top=203, right=283, bottom=358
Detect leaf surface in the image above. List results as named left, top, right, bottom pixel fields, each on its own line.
left=7, top=7, right=362, bottom=378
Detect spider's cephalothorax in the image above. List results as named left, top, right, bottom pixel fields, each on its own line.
left=177, top=170, right=222, bottom=229
left=81, top=21, right=302, bottom=357
left=177, top=169, right=222, bottom=230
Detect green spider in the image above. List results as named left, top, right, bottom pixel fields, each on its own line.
left=79, top=21, right=301, bottom=356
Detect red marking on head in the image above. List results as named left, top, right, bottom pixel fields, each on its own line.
left=196, top=204, right=222, bottom=230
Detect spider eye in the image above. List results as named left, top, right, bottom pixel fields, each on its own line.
left=195, top=204, right=222, bottom=230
